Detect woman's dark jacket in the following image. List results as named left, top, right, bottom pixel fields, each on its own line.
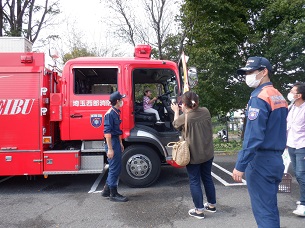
left=172, top=107, right=214, bottom=164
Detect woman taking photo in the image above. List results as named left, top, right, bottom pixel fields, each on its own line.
left=171, top=91, right=216, bottom=219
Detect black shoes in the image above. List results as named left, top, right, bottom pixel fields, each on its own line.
left=101, top=184, right=110, bottom=197
left=188, top=209, right=205, bottom=219
left=109, top=187, right=128, bottom=202
left=101, top=185, right=128, bottom=202
left=204, top=203, right=216, bottom=213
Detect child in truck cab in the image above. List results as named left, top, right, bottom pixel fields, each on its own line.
left=143, top=88, right=164, bottom=124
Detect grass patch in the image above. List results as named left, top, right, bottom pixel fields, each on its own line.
left=213, top=138, right=242, bottom=152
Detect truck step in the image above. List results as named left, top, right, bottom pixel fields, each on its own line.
left=43, top=169, right=105, bottom=175
left=81, top=155, right=104, bottom=170
left=81, top=140, right=106, bottom=152
left=81, top=148, right=106, bottom=153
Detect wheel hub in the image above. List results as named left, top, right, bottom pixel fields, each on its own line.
left=126, top=154, right=152, bottom=179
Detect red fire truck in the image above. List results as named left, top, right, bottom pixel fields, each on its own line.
left=0, top=41, right=197, bottom=187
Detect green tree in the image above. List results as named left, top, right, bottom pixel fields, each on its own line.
left=161, top=33, right=185, bottom=62
left=0, top=0, right=60, bottom=43
left=62, top=47, right=96, bottom=64
left=180, top=0, right=305, bottom=115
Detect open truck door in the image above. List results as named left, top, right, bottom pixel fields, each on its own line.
left=178, top=52, right=198, bottom=94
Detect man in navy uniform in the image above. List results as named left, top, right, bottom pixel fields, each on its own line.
left=101, top=91, right=128, bottom=202
left=232, top=57, right=288, bottom=227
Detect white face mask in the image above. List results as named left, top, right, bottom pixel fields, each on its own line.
left=119, top=100, right=124, bottom=108
left=287, top=92, right=296, bottom=102
left=245, top=70, right=264, bottom=88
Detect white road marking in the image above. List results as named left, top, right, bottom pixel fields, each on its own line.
left=0, top=176, right=14, bottom=183
left=88, top=164, right=109, bottom=193
left=212, top=162, right=247, bottom=186
left=87, top=162, right=245, bottom=192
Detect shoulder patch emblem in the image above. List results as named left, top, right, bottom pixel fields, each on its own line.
left=248, top=107, right=260, bottom=120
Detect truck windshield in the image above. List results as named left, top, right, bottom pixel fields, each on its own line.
left=132, top=68, right=177, bottom=101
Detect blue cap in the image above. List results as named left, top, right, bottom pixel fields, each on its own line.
left=237, top=56, right=272, bottom=75
left=109, top=91, right=126, bottom=102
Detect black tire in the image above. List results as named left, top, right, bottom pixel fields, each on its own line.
left=120, top=145, right=161, bottom=188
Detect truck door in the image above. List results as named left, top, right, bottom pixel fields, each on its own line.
left=68, top=67, right=118, bottom=140
left=178, top=53, right=198, bottom=93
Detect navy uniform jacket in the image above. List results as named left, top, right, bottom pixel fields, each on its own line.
left=235, top=82, right=288, bottom=172
left=104, top=107, right=123, bottom=139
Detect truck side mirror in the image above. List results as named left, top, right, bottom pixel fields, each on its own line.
left=188, top=67, right=198, bottom=88
left=49, top=48, right=59, bottom=59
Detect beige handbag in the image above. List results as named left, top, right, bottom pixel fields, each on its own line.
left=167, top=113, right=190, bottom=167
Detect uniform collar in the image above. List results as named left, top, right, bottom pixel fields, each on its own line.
left=256, top=81, right=272, bottom=90
left=111, top=106, right=121, bottom=115
left=251, top=82, right=272, bottom=97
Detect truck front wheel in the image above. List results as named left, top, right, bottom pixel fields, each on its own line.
left=120, top=145, right=161, bottom=188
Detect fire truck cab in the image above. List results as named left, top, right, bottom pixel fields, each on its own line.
left=0, top=41, right=197, bottom=188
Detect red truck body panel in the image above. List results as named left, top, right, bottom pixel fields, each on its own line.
left=0, top=53, right=45, bottom=175
left=0, top=72, right=41, bottom=150
left=0, top=152, right=42, bottom=175
left=43, top=150, right=80, bottom=172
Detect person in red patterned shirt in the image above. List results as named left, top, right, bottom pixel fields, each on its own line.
left=143, top=88, right=164, bottom=124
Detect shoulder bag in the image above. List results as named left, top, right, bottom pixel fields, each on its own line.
left=167, top=113, right=190, bottom=167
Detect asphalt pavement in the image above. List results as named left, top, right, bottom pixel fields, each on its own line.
left=0, top=153, right=304, bottom=228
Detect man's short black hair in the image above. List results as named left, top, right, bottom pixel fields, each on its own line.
left=110, top=100, right=117, bottom=106
left=293, top=82, right=305, bottom=100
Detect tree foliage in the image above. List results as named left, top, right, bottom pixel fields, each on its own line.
left=60, top=27, right=97, bottom=64
left=180, top=0, right=305, bottom=115
left=104, top=0, right=184, bottom=60
left=161, top=33, right=185, bottom=62
left=52, top=19, right=125, bottom=66
left=0, top=0, right=60, bottom=43
left=62, top=47, right=96, bottom=64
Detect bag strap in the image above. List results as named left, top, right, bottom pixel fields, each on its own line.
left=184, top=113, right=188, bottom=139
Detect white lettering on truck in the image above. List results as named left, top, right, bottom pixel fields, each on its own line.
left=72, top=100, right=111, bottom=107
left=0, top=99, right=35, bottom=115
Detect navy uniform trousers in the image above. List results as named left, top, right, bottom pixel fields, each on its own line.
left=245, top=150, right=284, bottom=228
left=106, top=136, right=122, bottom=188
